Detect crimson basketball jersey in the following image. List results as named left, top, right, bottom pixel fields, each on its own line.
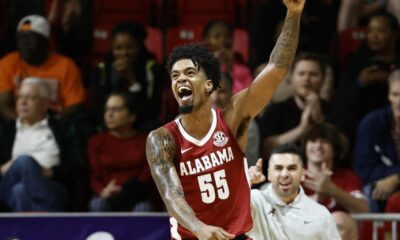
left=164, top=108, right=252, bottom=239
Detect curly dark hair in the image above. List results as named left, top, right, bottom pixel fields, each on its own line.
left=166, top=43, right=221, bottom=92
left=301, top=122, right=349, bottom=169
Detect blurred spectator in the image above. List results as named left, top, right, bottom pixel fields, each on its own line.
left=355, top=69, right=400, bottom=212
left=202, top=20, right=253, bottom=94
left=47, top=0, right=92, bottom=68
left=88, top=92, right=158, bottom=212
left=249, top=0, right=338, bottom=69
left=90, top=21, right=164, bottom=129
left=387, top=0, right=400, bottom=24
left=210, top=72, right=260, bottom=166
left=258, top=52, right=331, bottom=156
left=337, top=0, right=400, bottom=32
left=0, top=78, right=70, bottom=211
left=0, top=0, right=45, bottom=56
left=301, top=123, right=368, bottom=239
left=334, top=11, right=400, bottom=145
left=0, top=0, right=92, bottom=63
left=0, top=15, right=85, bottom=121
left=255, top=61, right=335, bottom=104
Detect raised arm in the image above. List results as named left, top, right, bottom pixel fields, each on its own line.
left=227, top=0, right=304, bottom=122
left=146, top=128, right=234, bottom=240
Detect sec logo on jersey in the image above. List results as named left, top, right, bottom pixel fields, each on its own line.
left=213, top=131, right=229, bottom=147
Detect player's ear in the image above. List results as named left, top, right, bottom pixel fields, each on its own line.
left=205, top=80, right=213, bottom=93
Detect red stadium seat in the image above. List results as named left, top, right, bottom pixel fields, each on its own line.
left=166, top=24, right=249, bottom=63
left=174, top=0, right=237, bottom=25
left=165, top=24, right=204, bottom=56
left=93, top=0, right=155, bottom=26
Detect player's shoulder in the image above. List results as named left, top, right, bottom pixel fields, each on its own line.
left=148, top=126, right=172, bottom=139
left=147, top=126, right=176, bottom=146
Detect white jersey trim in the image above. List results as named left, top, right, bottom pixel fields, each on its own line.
left=175, top=108, right=217, bottom=146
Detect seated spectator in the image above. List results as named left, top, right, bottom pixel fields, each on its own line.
left=255, top=60, right=335, bottom=104
left=334, top=11, right=400, bottom=144
left=337, top=0, right=400, bottom=32
left=301, top=123, right=368, bottom=239
left=47, top=0, right=92, bottom=68
left=0, top=15, right=85, bottom=121
left=210, top=72, right=260, bottom=166
left=355, top=69, right=400, bottom=212
left=248, top=144, right=341, bottom=239
left=202, top=20, right=253, bottom=94
left=88, top=91, right=158, bottom=212
left=0, top=77, right=70, bottom=211
left=258, top=52, right=330, bottom=156
left=90, top=21, right=165, bottom=129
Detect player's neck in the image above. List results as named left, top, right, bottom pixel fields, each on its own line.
left=180, top=104, right=213, bottom=139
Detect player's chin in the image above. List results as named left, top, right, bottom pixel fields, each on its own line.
left=179, top=105, right=194, bottom=114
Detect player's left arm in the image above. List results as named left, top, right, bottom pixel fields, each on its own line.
left=225, top=0, right=305, bottom=132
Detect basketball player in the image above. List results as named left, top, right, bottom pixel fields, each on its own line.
left=145, top=0, right=305, bottom=239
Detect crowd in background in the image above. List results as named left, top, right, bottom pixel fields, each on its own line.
left=0, top=0, right=400, bottom=238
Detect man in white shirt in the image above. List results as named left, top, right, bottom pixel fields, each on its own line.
left=0, top=77, right=68, bottom=211
left=248, top=144, right=341, bottom=240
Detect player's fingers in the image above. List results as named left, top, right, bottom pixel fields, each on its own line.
left=219, top=229, right=235, bottom=239
left=256, top=158, right=263, bottom=170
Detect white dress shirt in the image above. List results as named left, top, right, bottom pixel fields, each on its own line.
left=12, top=117, right=60, bottom=168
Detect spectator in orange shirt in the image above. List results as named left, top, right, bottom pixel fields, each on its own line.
left=0, top=15, right=85, bottom=121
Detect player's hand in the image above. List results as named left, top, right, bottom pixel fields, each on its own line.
left=249, top=158, right=266, bottom=185
left=283, top=0, right=305, bottom=13
left=194, top=224, right=235, bottom=240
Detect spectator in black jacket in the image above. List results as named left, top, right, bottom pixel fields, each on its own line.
left=0, top=77, right=75, bottom=211
left=90, top=21, right=165, bottom=129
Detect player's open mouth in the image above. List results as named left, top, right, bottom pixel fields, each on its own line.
left=178, top=86, right=193, bottom=102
